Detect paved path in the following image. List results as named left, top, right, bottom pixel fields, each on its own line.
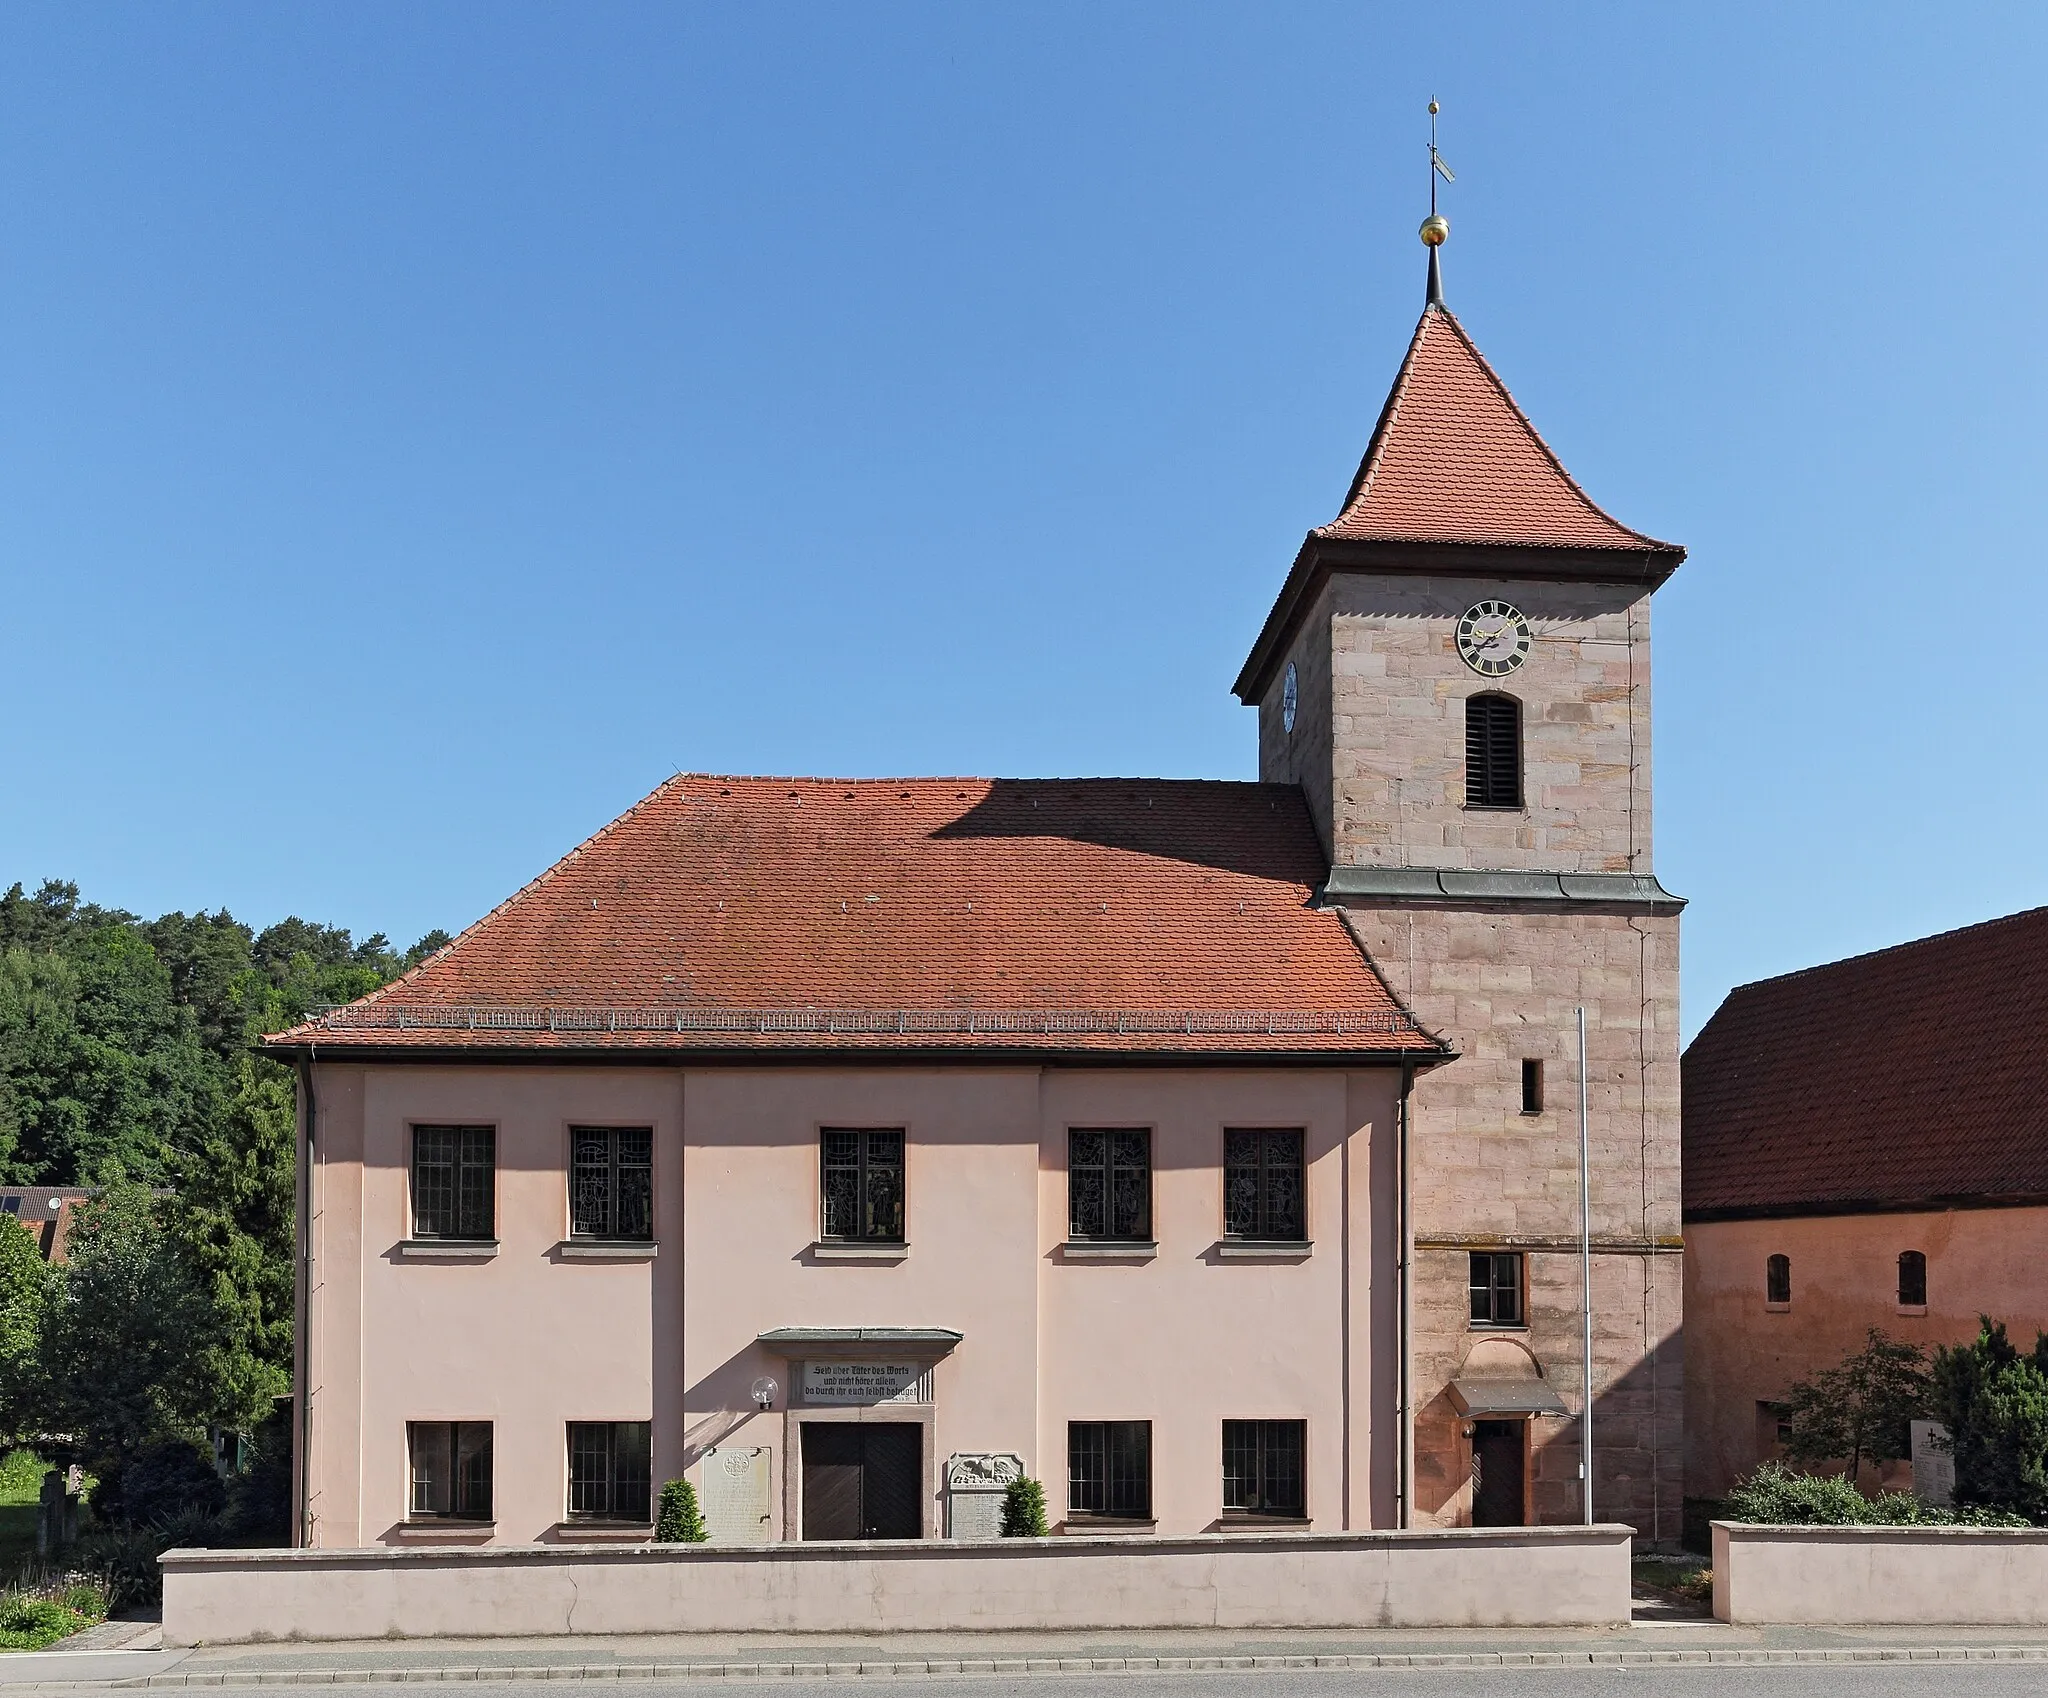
left=15, top=1620, right=2048, bottom=1692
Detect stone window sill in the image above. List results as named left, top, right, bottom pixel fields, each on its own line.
left=1765, top=1301, right=1791, bottom=1313
left=1462, top=804, right=1526, bottom=814
left=1060, top=1241, right=1158, bottom=1261
left=1062, top=1515, right=1157, bottom=1533
left=395, top=1520, right=494, bottom=1538
left=811, top=1242, right=909, bottom=1262
left=1469, top=1322, right=1530, bottom=1334
left=396, top=1239, right=499, bottom=1260
left=1221, top=1513, right=1310, bottom=1528
left=1897, top=1304, right=1928, bottom=1317
left=555, top=1240, right=657, bottom=1260
left=1214, top=1240, right=1312, bottom=1260
left=554, top=1521, right=655, bottom=1541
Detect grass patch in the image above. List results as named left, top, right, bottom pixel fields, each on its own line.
left=0, top=1453, right=49, bottom=1584
left=1633, top=1555, right=1712, bottom=1605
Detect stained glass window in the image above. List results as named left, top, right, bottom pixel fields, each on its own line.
left=821, top=1129, right=904, bottom=1242
left=1068, top=1129, right=1151, bottom=1241
left=570, top=1126, right=653, bottom=1240
left=1222, top=1128, right=1305, bottom=1241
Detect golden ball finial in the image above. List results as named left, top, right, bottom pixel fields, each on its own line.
left=1428, top=100, right=1439, bottom=115
left=1420, top=213, right=1449, bottom=247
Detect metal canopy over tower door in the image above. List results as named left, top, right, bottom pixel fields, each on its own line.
left=801, top=1423, right=922, bottom=1540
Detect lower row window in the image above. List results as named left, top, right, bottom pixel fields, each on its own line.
left=408, top=1421, right=494, bottom=1521
left=1066, top=1419, right=1306, bottom=1521
left=406, top=1420, right=652, bottom=1524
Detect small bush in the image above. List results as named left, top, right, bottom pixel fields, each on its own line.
left=1722, top=1461, right=2030, bottom=1528
left=73, top=1506, right=223, bottom=1609
left=654, top=1479, right=707, bottom=1543
left=999, top=1477, right=1048, bottom=1537
left=0, top=1577, right=106, bottom=1649
left=91, top=1438, right=223, bottom=1529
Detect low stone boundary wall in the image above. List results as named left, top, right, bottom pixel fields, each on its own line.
left=1714, top=1521, right=2048, bottom=1624
left=162, top=1527, right=1632, bottom=1646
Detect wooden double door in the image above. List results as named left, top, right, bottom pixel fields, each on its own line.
left=801, top=1423, right=922, bottom=1540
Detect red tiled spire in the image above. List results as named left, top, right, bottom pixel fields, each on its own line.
left=1315, top=304, right=1681, bottom=555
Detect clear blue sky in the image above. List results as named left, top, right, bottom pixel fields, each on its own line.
left=4, top=3, right=2043, bottom=1039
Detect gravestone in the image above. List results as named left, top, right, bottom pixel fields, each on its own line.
left=946, top=1452, right=1024, bottom=1540
left=701, top=1445, right=773, bottom=1543
left=1910, top=1420, right=1953, bottom=1507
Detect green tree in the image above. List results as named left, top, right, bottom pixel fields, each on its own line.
left=36, top=1184, right=222, bottom=1473
left=0, top=1217, right=53, bottom=1443
left=1930, top=1318, right=2048, bottom=1524
left=1782, top=1328, right=1932, bottom=1484
left=165, top=1055, right=298, bottom=1427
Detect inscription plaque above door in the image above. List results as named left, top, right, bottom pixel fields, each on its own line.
left=800, top=1360, right=932, bottom=1405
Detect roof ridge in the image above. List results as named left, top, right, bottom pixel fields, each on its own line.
left=1723, top=904, right=2048, bottom=1002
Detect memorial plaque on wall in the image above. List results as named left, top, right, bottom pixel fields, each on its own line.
left=700, top=1446, right=772, bottom=1543
left=945, top=1452, right=1023, bottom=1540
left=800, top=1360, right=932, bottom=1405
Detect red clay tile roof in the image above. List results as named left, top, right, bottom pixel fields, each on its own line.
left=1683, top=907, right=2048, bottom=1219
left=1317, top=304, right=1682, bottom=555
left=268, top=776, right=1442, bottom=1059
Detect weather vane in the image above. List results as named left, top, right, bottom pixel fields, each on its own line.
left=1421, top=99, right=1453, bottom=306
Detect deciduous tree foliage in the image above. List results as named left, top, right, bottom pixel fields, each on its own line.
left=1781, top=1327, right=1933, bottom=1484
left=0, top=877, right=446, bottom=1500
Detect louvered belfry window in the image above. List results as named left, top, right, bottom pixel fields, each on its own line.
left=1465, top=693, right=1523, bottom=808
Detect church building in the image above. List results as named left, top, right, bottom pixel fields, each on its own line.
left=269, top=225, right=1685, bottom=1549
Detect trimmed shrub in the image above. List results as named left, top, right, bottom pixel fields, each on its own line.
left=1722, top=1461, right=2028, bottom=1528
left=91, top=1437, right=223, bottom=1529
left=999, top=1476, right=1048, bottom=1537
left=654, top=1478, right=708, bottom=1543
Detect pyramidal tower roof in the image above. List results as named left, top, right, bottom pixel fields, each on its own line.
left=1317, top=302, right=1682, bottom=554
left=1234, top=271, right=1685, bottom=703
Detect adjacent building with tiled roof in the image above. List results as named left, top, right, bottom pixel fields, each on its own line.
left=1681, top=908, right=2048, bottom=1498
left=274, top=230, right=1687, bottom=1551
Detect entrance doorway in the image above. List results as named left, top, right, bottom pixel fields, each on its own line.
left=1471, top=1420, right=1525, bottom=1527
left=801, top=1423, right=923, bottom=1539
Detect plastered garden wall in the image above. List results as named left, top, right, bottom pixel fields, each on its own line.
left=1713, top=1522, right=2048, bottom=1625
left=162, top=1528, right=1632, bottom=1646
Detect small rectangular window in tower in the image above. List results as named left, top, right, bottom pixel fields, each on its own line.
left=1465, top=693, right=1523, bottom=809
left=1469, top=1251, right=1523, bottom=1327
left=1520, top=1059, right=1544, bottom=1115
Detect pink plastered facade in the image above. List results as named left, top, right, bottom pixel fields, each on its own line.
left=300, top=1061, right=1404, bottom=1546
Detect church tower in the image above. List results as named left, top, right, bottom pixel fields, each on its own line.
left=1236, top=212, right=1684, bottom=1538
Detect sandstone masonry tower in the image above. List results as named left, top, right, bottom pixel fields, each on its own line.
left=1236, top=235, right=1685, bottom=1537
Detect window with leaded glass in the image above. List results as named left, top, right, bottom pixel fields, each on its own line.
left=411, top=1126, right=495, bottom=1240
left=570, top=1126, right=653, bottom=1241
left=820, top=1128, right=905, bottom=1243
left=1068, top=1421, right=1151, bottom=1519
left=567, top=1421, right=652, bottom=1523
left=1068, top=1129, right=1151, bottom=1242
left=1222, top=1419, right=1306, bottom=1518
left=1469, top=1251, right=1523, bottom=1327
left=407, top=1421, right=493, bottom=1520
left=1222, top=1128, right=1305, bottom=1241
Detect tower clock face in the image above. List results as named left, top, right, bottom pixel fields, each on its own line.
left=1282, top=662, right=1298, bottom=733
left=1456, top=600, right=1532, bottom=677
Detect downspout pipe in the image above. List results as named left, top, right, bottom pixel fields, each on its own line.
left=295, top=1051, right=316, bottom=1549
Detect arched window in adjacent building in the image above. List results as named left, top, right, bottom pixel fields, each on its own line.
left=1465, top=693, right=1523, bottom=808
left=1898, top=1250, right=1927, bottom=1308
left=1766, top=1254, right=1791, bottom=1306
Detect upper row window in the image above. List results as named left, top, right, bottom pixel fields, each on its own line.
left=821, top=1127, right=906, bottom=1244
left=1763, top=1251, right=1928, bottom=1309
left=409, top=1124, right=652, bottom=1244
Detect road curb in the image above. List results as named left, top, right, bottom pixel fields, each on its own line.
left=44, top=1644, right=2048, bottom=1685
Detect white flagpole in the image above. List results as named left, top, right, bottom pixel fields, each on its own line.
left=1579, top=1005, right=1594, bottom=1525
